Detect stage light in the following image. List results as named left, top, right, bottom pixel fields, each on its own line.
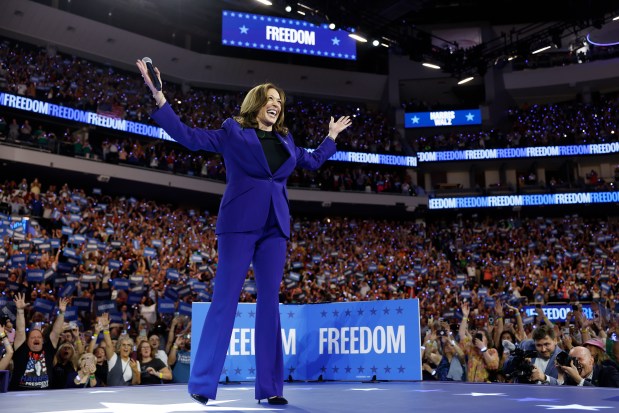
left=531, top=45, right=552, bottom=54
left=285, top=5, right=292, bottom=12
left=372, top=40, right=380, bottom=47
left=422, top=62, right=441, bottom=69
left=328, top=22, right=336, bottom=30
left=349, top=33, right=368, bottom=43
left=457, top=76, right=474, bottom=85
left=255, top=0, right=272, bottom=5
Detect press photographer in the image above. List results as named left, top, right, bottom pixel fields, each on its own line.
left=557, top=346, right=619, bottom=387
left=502, top=342, right=537, bottom=383
left=504, top=325, right=562, bottom=384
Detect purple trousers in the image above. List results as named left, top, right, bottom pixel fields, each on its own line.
left=188, top=206, right=286, bottom=400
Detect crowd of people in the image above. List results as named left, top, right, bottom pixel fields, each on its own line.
left=422, top=301, right=619, bottom=386
left=6, top=35, right=619, bottom=160
left=409, top=93, right=619, bottom=152
left=0, top=177, right=618, bottom=389
left=0, top=115, right=415, bottom=196
left=0, top=37, right=403, bottom=155
left=1, top=27, right=619, bottom=394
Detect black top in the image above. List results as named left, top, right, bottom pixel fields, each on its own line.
left=255, top=129, right=289, bottom=174
left=140, top=358, right=167, bottom=385
left=9, top=339, right=57, bottom=391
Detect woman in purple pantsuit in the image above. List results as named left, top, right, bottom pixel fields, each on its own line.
left=136, top=59, right=351, bottom=405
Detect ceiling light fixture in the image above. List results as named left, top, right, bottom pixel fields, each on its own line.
left=457, top=76, right=474, bottom=85
left=349, top=33, right=368, bottom=43
left=532, top=45, right=552, bottom=54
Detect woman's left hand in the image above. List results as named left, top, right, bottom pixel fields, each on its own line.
left=328, top=116, right=352, bottom=140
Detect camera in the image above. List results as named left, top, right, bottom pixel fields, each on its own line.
left=438, top=329, right=447, bottom=336
left=555, top=351, right=581, bottom=370
left=505, top=347, right=538, bottom=383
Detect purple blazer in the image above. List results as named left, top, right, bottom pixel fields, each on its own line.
left=151, top=103, right=336, bottom=238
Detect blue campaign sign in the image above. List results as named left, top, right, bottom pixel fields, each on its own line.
left=307, top=300, right=421, bottom=381
left=191, top=302, right=300, bottom=381
left=405, top=109, right=481, bottom=128
left=191, top=299, right=421, bottom=382
left=222, top=10, right=356, bottom=60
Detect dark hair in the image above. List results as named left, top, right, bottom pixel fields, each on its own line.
left=500, top=330, right=516, bottom=343
left=532, top=325, right=555, bottom=341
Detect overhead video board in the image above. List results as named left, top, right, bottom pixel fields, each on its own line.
left=221, top=10, right=357, bottom=60
left=404, top=109, right=482, bottom=128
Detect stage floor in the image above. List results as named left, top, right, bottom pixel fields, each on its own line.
left=4, top=381, right=618, bottom=413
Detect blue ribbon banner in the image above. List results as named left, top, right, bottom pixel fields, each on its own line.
left=191, top=299, right=421, bottom=381
left=222, top=10, right=356, bottom=60
left=523, top=304, right=593, bottom=322
left=405, top=109, right=482, bottom=128
left=429, top=191, right=619, bottom=209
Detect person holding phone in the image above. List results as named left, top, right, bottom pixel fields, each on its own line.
left=459, top=302, right=499, bottom=382
left=68, top=352, right=100, bottom=388
left=136, top=59, right=351, bottom=405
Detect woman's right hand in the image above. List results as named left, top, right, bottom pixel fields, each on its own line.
left=136, top=59, right=163, bottom=96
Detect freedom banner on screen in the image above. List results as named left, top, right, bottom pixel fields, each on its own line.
left=222, top=10, right=356, bottom=60
left=191, top=299, right=421, bottom=381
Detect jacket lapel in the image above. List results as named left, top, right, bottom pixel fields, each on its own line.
left=273, top=132, right=294, bottom=176
left=243, top=128, right=271, bottom=174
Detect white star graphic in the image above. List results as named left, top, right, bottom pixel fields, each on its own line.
left=331, top=37, right=340, bottom=46
left=347, top=388, right=387, bottom=391
left=411, top=116, right=420, bottom=124
left=455, top=392, right=507, bottom=397
left=466, top=112, right=475, bottom=121
left=239, top=25, right=249, bottom=34
left=35, top=400, right=284, bottom=413
left=537, top=405, right=613, bottom=411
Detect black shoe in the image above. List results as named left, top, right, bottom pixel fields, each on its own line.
left=267, top=396, right=288, bottom=405
left=190, top=394, right=209, bottom=405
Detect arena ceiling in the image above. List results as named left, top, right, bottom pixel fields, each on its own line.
left=23, top=1, right=619, bottom=106
left=31, top=0, right=619, bottom=74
